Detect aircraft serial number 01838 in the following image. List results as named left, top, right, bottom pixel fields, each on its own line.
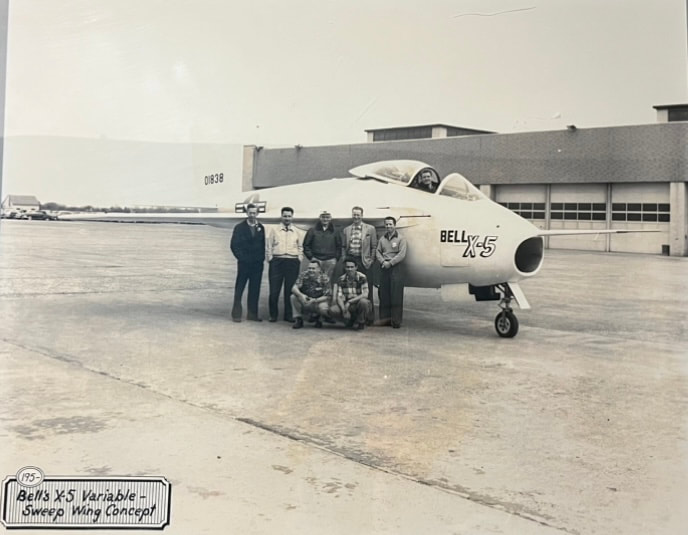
left=66, top=160, right=656, bottom=338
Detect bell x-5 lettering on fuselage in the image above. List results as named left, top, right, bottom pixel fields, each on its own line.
left=65, top=160, right=656, bottom=338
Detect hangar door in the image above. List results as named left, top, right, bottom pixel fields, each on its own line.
left=495, top=185, right=547, bottom=231
left=548, top=184, right=607, bottom=252
left=609, top=183, right=669, bottom=254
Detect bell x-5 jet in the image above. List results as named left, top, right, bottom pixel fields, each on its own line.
left=66, top=160, right=655, bottom=337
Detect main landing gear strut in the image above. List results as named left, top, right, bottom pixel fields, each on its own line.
left=494, top=283, right=519, bottom=338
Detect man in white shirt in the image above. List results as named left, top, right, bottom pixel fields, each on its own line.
left=265, top=206, right=303, bottom=322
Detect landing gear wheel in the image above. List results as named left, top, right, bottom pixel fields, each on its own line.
left=495, top=310, right=519, bottom=338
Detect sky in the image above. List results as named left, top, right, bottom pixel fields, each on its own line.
left=2, top=0, right=687, bottom=206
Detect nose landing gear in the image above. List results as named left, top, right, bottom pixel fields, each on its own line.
left=494, top=284, right=519, bottom=338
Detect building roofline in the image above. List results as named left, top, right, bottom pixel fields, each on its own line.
left=652, top=103, right=688, bottom=110
left=364, top=123, right=495, bottom=134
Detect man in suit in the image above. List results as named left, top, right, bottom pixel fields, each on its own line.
left=340, top=206, right=377, bottom=324
left=230, top=203, right=265, bottom=322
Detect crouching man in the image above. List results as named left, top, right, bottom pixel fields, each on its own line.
left=330, top=256, right=371, bottom=330
left=290, top=260, right=331, bottom=329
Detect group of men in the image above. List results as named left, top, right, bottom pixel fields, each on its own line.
left=230, top=204, right=407, bottom=330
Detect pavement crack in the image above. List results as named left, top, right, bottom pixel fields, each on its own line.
left=236, top=418, right=576, bottom=534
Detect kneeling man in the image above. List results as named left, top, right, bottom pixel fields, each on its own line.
left=290, top=260, right=331, bottom=329
left=330, top=256, right=371, bottom=330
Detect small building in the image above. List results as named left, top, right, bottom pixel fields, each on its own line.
left=653, top=103, right=688, bottom=123
left=2, top=195, right=40, bottom=213
left=365, top=123, right=494, bottom=142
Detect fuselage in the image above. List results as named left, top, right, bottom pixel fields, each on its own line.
left=239, top=177, right=545, bottom=289
left=63, top=162, right=547, bottom=291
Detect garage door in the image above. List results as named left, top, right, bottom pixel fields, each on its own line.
left=548, top=184, right=607, bottom=252
left=495, top=185, right=547, bottom=231
left=609, top=183, right=669, bottom=254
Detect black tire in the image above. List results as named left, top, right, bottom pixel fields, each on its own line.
left=495, top=310, right=519, bottom=338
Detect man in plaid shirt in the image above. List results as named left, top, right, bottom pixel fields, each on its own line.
left=331, top=257, right=372, bottom=330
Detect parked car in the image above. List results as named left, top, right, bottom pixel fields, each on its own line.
left=24, top=210, right=57, bottom=220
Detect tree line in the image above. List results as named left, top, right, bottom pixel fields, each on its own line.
left=39, top=202, right=216, bottom=214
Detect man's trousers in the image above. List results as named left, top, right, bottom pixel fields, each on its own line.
left=378, top=265, right=404, bottom=325
left=232, top=260, right=264, bottom=320
left=268, top=257, right=300, bottom=321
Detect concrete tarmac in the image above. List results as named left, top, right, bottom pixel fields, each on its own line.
left=1, top=220, right=687, bottom=534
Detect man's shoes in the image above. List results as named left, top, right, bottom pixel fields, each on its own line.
left=232, top=317, right=242, bottom=323
left=366, top=319, right=374, bottom=326
left=284, top=317, right=294, bottom=323
left=353, top=322, right=365, bottom=331
left=307, top=314, right=318, bottom=323
left=314, top=319, right=323, bottom=328
left=391, top=322, right=401, bottom=329
left=269, top=317, right=277, bottom=323
left=292, top=318, right=304, bottom=329
left=322, top=316, right=336, bottom=324
left=247, top=317, right=263, bottom=322
left=374, top=319, right=391, bottom=327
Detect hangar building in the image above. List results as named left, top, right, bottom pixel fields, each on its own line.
left=242, top=105, right=688, bottom=257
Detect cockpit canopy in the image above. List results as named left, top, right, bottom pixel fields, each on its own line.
left=348, top=160, right=485, bottom=201
left=437, top=173, right=485, bottom=201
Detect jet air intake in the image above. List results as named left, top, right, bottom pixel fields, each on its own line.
left=515, top=237, right=544, bottom=275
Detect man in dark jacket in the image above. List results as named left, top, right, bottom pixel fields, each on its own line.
left=230, top=203, right=265, bottom=322
left=303, top=210, right=341, bottom=282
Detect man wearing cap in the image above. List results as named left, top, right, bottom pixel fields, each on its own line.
left=265, top=206, right=303, bottom=322
left=340, top=206, right=377, bottom=324
left=303, top=210, right=341, bottom=282
left=229, top=203, right=265, bottom=322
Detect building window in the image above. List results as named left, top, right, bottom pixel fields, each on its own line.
left=499, top=202, right=545, bottom=220
left=549, top=202, right=607, bottom=221
left=668, top=109, right=688, bottom=122
left=611, top=203, right=670, bottom=222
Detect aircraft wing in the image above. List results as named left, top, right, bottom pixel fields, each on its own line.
left=61, top=211, right=244, bottom=229
left=537, top=229, right=660, bottom=236
left=61, top=206, right=430, bottom=231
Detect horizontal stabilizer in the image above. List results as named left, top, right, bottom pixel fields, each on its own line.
left=235, top=201, right=267, bottom=213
